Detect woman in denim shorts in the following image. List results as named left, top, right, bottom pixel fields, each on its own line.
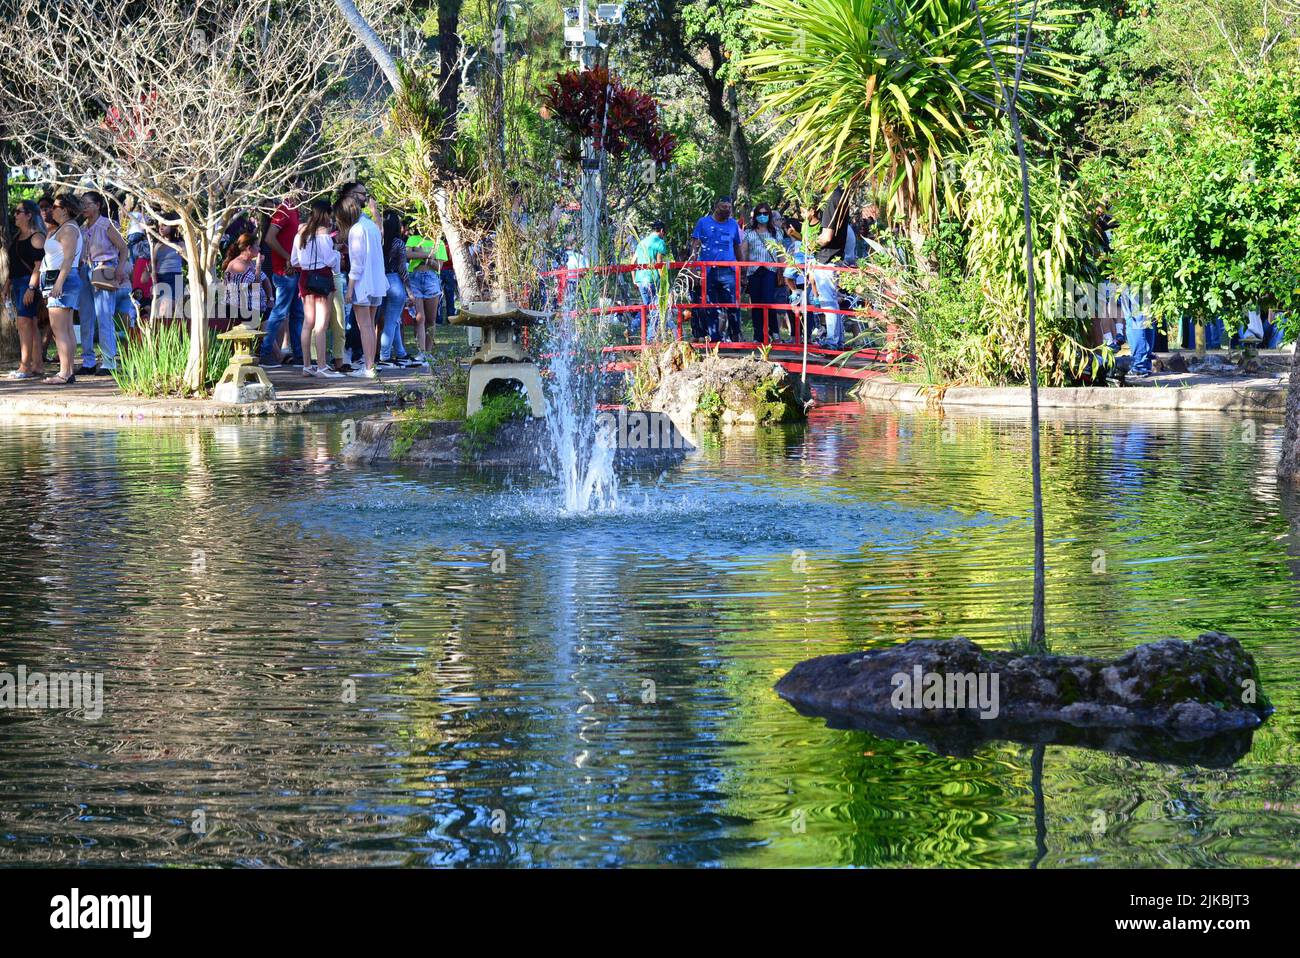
left=406, top=229, right=443, bottom=363
left=40, top=194, right=86, bottom=384
left=7, top=200, right=47, bottom=379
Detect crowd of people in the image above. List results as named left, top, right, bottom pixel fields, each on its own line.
left=623, top=189, right=874, bottom=350
left=4, top=179, right=458, bottom=384
left=9, top=180, right=1288, bottom=386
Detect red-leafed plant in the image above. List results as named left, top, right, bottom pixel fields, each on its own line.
left=542, top=67, right=675, bottom=165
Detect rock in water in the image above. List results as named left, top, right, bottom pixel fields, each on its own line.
left=776, top=633, right=1270, bottom=763
left=633, top=344, right=806, bottom=433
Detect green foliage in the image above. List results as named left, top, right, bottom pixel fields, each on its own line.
left=750, top=378, right=800, bottom=424
left=1106, top=68, right=1300, bottom=329
left=112, top=321, right=231, bottom=398
left=744, top=0, right=1074, bottom=235
left=696, top=388, right=724, bottom=421
left=389, top=363, right=470, bottom=458
left=1040, top=0, right=1152, bottom=152
left=461, top=388, right=531, bottom=456
left=960, top=131, right=1103, bottom=384
left=891, top=273, right=986, bottom=385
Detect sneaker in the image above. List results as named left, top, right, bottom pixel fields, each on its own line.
left=317, top=367, right=344, bottom=379
left=376, top=360, right=398, bottom=369
left=303, top=365, right=317, bottom=377
left=76, top=364, right=98, bottom=376
left=347, top=366, right=379, bottom=379
left=259, top=357, right=281, bottom=369
left=96, top=366, right=115, bottom=375
left=398, top=357, right=423, bottom=368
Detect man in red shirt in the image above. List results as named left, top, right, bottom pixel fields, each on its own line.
left=259, top=180, right=306, bottom=366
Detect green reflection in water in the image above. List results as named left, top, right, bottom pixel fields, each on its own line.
left=0, top=402, right=1297, bottom=867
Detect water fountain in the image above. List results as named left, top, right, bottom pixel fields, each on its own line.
left=540, top=292, right=622, bottom=513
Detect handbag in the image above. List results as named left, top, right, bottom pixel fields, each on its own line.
left=91, top=264, right=118, bottom=290
left=303, top=237, right=333, bottom=296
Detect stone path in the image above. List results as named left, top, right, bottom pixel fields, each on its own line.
left=0, top=364, right=434, bottom=420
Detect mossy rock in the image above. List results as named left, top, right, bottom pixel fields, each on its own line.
left=776, top=633, right=1272, bottom=764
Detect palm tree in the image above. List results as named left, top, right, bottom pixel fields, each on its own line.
left=744, top=0, right=1070, bottom=261
left=332, top=0, right=402, bottom=92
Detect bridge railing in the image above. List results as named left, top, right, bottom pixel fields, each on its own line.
left=535, top=260, right=902, bottom=360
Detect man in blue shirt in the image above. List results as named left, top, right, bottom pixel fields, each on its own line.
left=691, top=197, right=742, bottom=341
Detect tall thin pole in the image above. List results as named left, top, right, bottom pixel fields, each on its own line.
left=573, top=0, right=602, bottom=268
left=972, top=0, right=1046, bottom=651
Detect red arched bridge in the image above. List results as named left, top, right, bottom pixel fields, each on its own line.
left=536, top=260, right=906, bottom=381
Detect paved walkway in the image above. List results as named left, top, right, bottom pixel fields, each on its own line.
left=0, top=364, right=435, bottom=419
left=855, top=351, right=1292, bottom=416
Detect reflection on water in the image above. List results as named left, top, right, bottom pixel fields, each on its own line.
left=0, top=403, right=1298, bottom=867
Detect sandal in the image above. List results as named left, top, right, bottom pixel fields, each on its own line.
left=42, top=372, right=76, bottom=385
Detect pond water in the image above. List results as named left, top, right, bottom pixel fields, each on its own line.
left=1, top=401, right=1298, bottom=867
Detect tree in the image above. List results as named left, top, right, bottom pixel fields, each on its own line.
left=968, top=0, right=1058, bottom=651
left=7, top=0, right=390, bottom=392
left=631, top=0, right=757, bottom=203
left=744, top=0, right=1073, bottom=261
left=435, top=0, right=467, bottom=164
left=334, top=0, right=404, bottom=92
left=1109, top=69, right=1300, bottom=350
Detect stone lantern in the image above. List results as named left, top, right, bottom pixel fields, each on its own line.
left=451, top=296, right=548, bottom=418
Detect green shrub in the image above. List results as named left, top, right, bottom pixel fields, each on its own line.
left=696, top=388, right=724, bottom=422
left=389, top=364, right=470, bottom=457
left=112, top=320, right=231, bottom=397
left=460, top=389, right=531, bottom=456
left=960, top=131, right=1105, bottom=386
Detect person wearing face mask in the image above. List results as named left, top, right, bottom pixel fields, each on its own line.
left=742, top=204, right=783, bottom=343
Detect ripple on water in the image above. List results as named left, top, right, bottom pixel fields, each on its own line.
left=0, top=408, right=1297, bottom=867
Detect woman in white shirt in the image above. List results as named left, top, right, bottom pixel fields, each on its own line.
left=335, top=191, right=386, bottom=379
left=39, top=194, right=86, bottom=384
left=292, top=199, right=343, bottom=378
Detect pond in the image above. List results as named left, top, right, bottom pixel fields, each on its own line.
left=0, top=401, right=1297, bottom=867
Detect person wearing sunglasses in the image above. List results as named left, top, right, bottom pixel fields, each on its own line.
left=38, top=194, right=86, bottom=384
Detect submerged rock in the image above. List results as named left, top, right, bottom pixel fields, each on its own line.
left=340, top=411, right=691, bottom=469
left=777, top=633, right=1271, bottom=764
left=632, top=344, right=806, bottom=433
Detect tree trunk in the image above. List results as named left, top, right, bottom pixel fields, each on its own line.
left=1279, top=345, right=1300, bottom=484
left=332, top=0, right=402, bottom=93
left=1010, top=105, right=1046, bottom=652
left=180, top=226, right=211, bottom=394
left=436, top=0, right=463, bottom=165
left=724, top=85, right=752, bottom=206
left=690, top=47, right=752, bottom=205
left=432, top=186, right=481, bottom=306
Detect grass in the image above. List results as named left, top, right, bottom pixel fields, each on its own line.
left=460, top=389, right=531, bottom=456
left=111, top=320, right=231, bottom=397
left=389, top=363, right=470, bottom=458
left=1007, top=617, right=1051, bottom=657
